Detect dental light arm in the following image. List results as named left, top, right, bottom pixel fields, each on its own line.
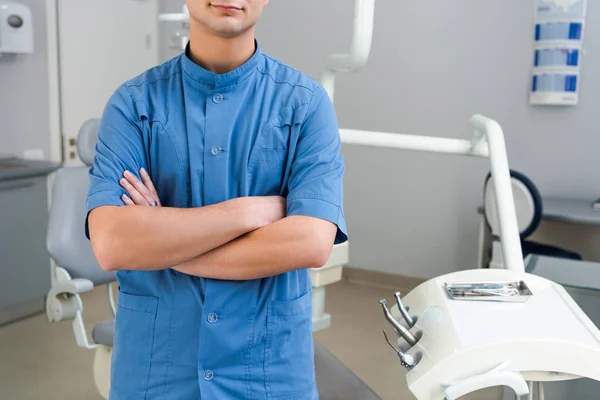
left=335, top=117, right=524, bottom=273
left=471, top=116, right=524, bottom=273
left=321, top=0, right=375, bottom=102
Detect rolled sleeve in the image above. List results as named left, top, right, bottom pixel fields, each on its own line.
left=85, top=85, right=148, bottom=239
left=87, top=189, right=124, bottom=212
left=286, top=86, right=348, bottom=244
left=287, top=196, right=347, bottom=244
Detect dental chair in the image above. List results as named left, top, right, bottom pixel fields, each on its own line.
left=45, top=119, right=381, bottom=400
left=45, top=119, right=117, bottom=398
left=483, top=170, right=581, bottom=269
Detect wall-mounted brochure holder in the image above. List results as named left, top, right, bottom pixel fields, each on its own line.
left=530, top=0, right=587, bottom=106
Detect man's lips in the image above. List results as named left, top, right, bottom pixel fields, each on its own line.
left=211, top=4, right=242, bottom=12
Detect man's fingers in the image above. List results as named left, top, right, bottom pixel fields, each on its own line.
left=121, top=194, right=135, bottom=206
left=120, top=177, right=148, bottom=205
left=140, top=168, right=161, bottom=206
left=123, top=170, right=156, bottom=205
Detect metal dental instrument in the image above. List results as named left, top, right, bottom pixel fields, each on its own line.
left=379, top=299, right=418, bottom=347
left=383, top=330, right=415, bottom=369
left=394, top=291, right=415, bottom=326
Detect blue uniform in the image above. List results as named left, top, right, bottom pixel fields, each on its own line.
left=86, top=42, right=347, bottom=400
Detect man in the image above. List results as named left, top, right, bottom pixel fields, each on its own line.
left=86, top=1, right=347, bottom=399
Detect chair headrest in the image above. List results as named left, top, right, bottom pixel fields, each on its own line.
left=77, top=119, right=100, bottom=166
left=483, top=170, right=543, bottom=240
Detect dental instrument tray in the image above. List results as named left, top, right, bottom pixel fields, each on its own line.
left=444, top=280, right=532, bottom=302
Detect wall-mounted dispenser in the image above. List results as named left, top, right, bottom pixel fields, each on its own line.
left=0, top=1, right=33, bottom=57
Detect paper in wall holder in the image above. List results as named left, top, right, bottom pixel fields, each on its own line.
left=534, top=45, right=580, bottom=69
left=529, top=0, right=587, bottom=106
left=534, top=0, right=587, bottom=20
left=530, top=72, right=579, bottom=106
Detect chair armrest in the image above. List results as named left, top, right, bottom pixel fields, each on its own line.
left=49, top=278, right=94, bottom=297
left=46, top=278, right=94, bottom=322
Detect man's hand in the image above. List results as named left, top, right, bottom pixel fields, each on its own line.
left=120, top=169, right=286, bottom=229
left=120, top=168, right=161, bottom=206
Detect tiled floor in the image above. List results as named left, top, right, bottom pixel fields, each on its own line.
left=0, top=285, right=110, bottom=400
left=0, top=279, right=501, bottom=400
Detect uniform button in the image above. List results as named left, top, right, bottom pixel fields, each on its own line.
left=211, top=146, right=222, bottom=156
left=204, top=370, right=214, bottom=381
left=213, top=93, right=224, bottom=103
left=207, top=313, right=218, bottom=323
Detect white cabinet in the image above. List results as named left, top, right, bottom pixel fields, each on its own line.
left=56, top=0, right=159, bottom=166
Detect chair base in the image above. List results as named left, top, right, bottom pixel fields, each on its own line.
left=93, top=345, right=111, bottom=400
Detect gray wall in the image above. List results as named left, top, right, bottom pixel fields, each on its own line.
left=257, top=0, right=600, bottom=279
left=0, top=0, right=50, bottom=159
left=165, top=1, right=600, bottom=279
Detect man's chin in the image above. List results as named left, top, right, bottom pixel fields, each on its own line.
left=212, top=23, right=249, bottom=38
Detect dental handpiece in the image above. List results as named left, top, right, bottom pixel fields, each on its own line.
left=383, top=330, right=415, bottom=369
left=379, top=299, right=418, bottom=347
left=394, top=291, right=415, bottom=327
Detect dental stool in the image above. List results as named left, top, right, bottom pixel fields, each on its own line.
left=483, top=170, right=581, bottom=269
left=45, top=119, right=381, bottom=400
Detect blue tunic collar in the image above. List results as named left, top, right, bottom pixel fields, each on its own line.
left=182, top=39, right=262, bottom=89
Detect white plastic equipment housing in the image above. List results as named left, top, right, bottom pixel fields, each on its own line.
left=390, top=268, right=600, bottom=399
left=311, top=241, right=349, bottom=332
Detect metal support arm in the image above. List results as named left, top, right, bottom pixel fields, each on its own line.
left=337, top=116, right=524, bottom=273
left=471, top=116, right=524, bottom=273
left=46, top=268, right=98, bottom=350
left=46, top=278, right=94, bottom=322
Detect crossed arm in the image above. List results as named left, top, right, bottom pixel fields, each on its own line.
left=88, top=85, right=344, bottom=280
left=174, top=214, right=336, bottom=280
left=88, top=168, right=337, bottom=280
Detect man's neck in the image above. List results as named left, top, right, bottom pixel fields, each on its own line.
left=188, top=23, right=256, bottom=75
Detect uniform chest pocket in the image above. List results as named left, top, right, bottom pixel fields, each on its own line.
left=248, top=122, right=293, bottom=197
left=110, top=290, right=159, bottom=399
left=264, top=290, right=315, bottom=400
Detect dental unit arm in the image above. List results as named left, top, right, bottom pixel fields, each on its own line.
left=322, top=1, right=600, bottom=399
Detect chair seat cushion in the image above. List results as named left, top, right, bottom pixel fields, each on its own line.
left=314, top=341, right=382, bottom=400
left=92, top=320, right=115, bottom=346
left=522, top=240, right=582, bottom=261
